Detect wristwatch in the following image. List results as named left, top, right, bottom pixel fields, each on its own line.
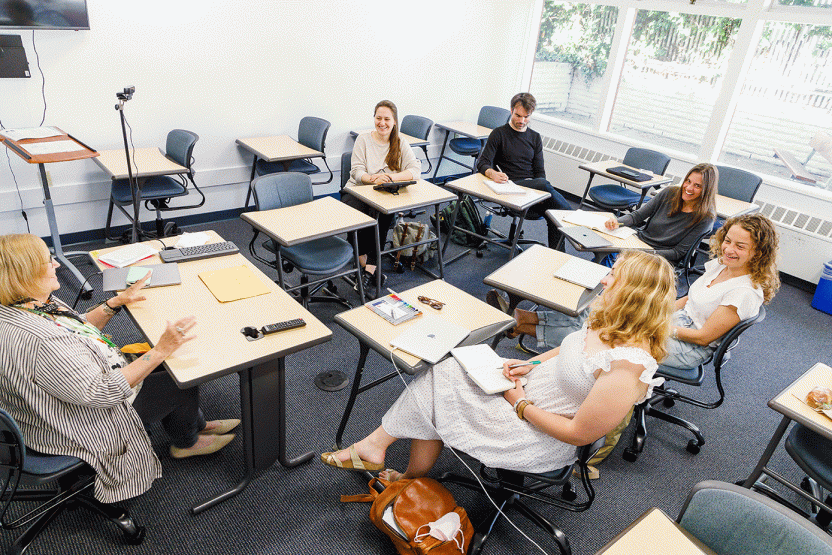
left=101, top=299, right=122, bottom=316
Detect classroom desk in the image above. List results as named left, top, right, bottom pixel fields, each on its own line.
left=333, top=279, right=514, bottom=448
left=578, top=159, right=673, bottom=210
left=595, top=508, right=715, bottom=555
left=432, top=120, right=494, bottom=179
left=715, top=194, right=759, bottom=219
left=240, top=196, right=377, bottom=302
left=92, top=231, right=332, bottom=514
left=441, top=173, right=549, bottom=263
left=546, top=209, right=654, bottom=263
left=349, top=129, right=429, bottom=148
left=93, top=147, right=190, bottom=243
left=342, top=180, right=456, bottom=295
left=236, top=135, right=325, bottom=208
left=483, top=243, right=603, bottom=321
left=1, top=128, right=99, bottom=294
left=742, top=362, right=832, bottom=514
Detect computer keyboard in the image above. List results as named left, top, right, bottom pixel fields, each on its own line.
left=160, top=241, right=239, bottom=263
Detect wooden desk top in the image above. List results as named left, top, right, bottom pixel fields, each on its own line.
left=715, top=194, right=759, bottom=219
left=92, top=231, right=331, bottom=388
left=343, top=180, right=456, bottom=214
left=93, top=148, right=188, bottom=179
left=236, top=135, right=323, bottom=162
left=240, top=196, right=376, bottom=247
left=435, top=121, right=493, bottom=140
left=596, top=508, right=715, bottom=555
left=350, top=129, right=429, bottom=147
left=484, top=244, right=603, bottom=317
left=335, top=280, right=514, bottom=373
left=769, top=363, right=832, bottom=441
left=0, top=128, right=98, bottom=165
left=444, top=173, right=549, bottom=211
left=547, top=209, right=653, bottom=253
left=579, top=159, right=673, bottom=189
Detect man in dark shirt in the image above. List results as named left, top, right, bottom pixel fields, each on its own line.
left=476, top=92, right=570, bottom=249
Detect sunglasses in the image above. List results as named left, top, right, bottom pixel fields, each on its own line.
left=417, top=296, right=444, bottom=310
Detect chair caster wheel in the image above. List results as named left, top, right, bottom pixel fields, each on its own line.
left=163, top=222, right=178, bottom=237
left=622, top=448, right=638, bottom=462
left=394, top=262, right=405, bottom=274
left=561, top=485, right=577, bottom=502
left=81, top=290, right=93, bottom=300
left=125, top=526, right=146, bottom=545
left=662, top=398, right=675, bottom=408
left=686, top=440, right=701, bottom=454
left=475, top=250, right=484, bottom=258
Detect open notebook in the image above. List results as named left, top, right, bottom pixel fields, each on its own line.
left=451, top=344, right=528, bottom=394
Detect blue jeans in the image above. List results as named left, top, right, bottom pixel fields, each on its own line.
left=535, top=308, right=589, bottom=349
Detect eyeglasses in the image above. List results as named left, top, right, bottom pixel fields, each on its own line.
left=417, top=296, right=444, bottom=310
left=43, top=256, right=57, bottom=266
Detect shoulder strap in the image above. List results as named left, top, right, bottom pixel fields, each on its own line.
left=340, top=477, right=388, bottom=503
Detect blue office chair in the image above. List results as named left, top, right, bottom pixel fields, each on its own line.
left=248, top=172, right=363, bottom=309
left=584, top=147, right=670, bottom=213
left=623, top=307, right=766, bottom=461
left=448, top=106, right=510, bottom=174
left=255, top=116, right=333, bottom=184
left=105, top=129, right=204, bottom=241
left=400, top=115, right=434, bottom=174
left=780, top=423, right=832, bottom=528
left=678, top=481, right=832, bottom=555
left=0, top=408, right=145, bottom=554
left=439, top=437, right=604, bottom=555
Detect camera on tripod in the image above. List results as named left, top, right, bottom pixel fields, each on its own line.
left=116, top=86, right=135, bottom=101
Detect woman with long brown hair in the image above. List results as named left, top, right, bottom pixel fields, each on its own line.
left=342, top=100, right=421, bottom=286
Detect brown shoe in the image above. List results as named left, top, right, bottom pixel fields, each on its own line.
left=200, top=419, right=241, bottom=435
left=486, top=289, right=509, bottom=313
left=170, top=434, right=235, bottom=459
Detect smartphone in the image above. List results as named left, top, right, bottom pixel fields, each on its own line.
left=126, top=266, right=152, bottom=286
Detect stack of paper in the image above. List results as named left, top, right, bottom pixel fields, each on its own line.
left=562, top=210, right=636, bottom=239
left=97, top=243, right=158, bottom=268
left=483, top=178, right=526, bottom=196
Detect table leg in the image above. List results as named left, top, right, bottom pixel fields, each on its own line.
left=37, top=164, right=92, bottom=295
left=244, top=158, right=258, bottom=209
left=373, top=224, right=381, bottom=300
left=432, top=129, right=451, bottom=181
left=741, top=415, right=791, bottom=488
left=336, top=343, right=370, bottom=449
left=507, top=208, right=529, bottom=260
left=433, top=204, right=445, bottom=280
left=578, top=173, right=595, bottom=209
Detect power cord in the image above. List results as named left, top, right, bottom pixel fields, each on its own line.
left=0, top=118, right=30, bottom=233
left=31, top=30, right=46, bottom=126
left=387, top=347, right=549, bottom=555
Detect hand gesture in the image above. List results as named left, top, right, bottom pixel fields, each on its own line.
left=502, top=359, right=535, bottom=379
left=503, top=378, right=525, bottom=405
left=155, top=316, right=197, bottom=358
left=605, top=217, right=619, bottom=230
left=115, top=271, right=150, bottom=306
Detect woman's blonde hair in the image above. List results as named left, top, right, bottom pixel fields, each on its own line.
left=586, top=250, right=676, bottom=362
left=667, top=163, right=718, bottom=226
left=709, top=213, right=780, bottom=303
left=0, top=234, right=51, bottom=306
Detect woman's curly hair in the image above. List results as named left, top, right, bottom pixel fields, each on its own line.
left=709, top=213, right=779, bottom=303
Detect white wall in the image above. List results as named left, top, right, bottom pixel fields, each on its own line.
left=0, top=0, right=537, bottom=237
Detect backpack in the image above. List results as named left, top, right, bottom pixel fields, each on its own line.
left=391, top=221, right=437, bottom=271
left=341, top=477, right=474, bottom=555
left=431, top=195, right=486, bottom=247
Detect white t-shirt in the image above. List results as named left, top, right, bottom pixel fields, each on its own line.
left=683, top=258, right=764, bottom=329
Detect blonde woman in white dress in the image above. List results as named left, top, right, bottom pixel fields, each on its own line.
left=322, top=250, right=676, bottom=479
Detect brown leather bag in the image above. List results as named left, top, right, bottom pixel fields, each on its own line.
left=341, top=477, right=474, bottom=554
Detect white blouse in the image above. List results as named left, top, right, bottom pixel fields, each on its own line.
left=684, top=258, right=763, bottom=329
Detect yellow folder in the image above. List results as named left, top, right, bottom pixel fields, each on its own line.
left=198, top=265, right=271, bottom=303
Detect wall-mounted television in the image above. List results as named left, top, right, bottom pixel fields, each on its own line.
left=0, top=1, right=90, bottom=30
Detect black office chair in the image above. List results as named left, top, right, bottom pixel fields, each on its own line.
left=439, top=437, right=604, bottom=555
left=581, top=148, right=671, bottom=213
left=248, top=172, right=362, bottom=309
left=105, top=129, right=204, bottom=241
left=400, top=115, right=433, bottom=174
left=623, top=306, right=766, bottom=461
left=255, top=116, right=333, bottom=184
left=0, top=408, right=145, bottom=554
left=447, top=106, right=510, bottom=175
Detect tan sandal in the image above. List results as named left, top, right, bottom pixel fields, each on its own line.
left=320, top=444, right=385, bottom=472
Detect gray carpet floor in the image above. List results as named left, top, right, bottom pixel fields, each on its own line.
left=3, top=208, right=831, bottom=555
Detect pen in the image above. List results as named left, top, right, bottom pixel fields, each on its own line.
left=502, top=361, right=542, bottom=369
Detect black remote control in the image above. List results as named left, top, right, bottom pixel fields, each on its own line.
left=260, top=319, right=306, bottom=335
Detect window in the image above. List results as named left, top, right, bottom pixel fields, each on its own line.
left=719, top=22, right=832, bottom=190
left=529, top=2, right=617, bottom=128
left=608, top=10, right=741, bottom=153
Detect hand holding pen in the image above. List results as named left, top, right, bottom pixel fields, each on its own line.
left=502, top=359, right=541, bottom=379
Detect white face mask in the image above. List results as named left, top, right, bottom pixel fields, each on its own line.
left=414, top=511, right=464, bottom=552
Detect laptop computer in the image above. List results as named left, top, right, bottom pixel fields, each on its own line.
left=390, top=315, right=470, bottom=364
left=560, top=226, right=613, bottom=249
left=373, top=181, right=415, bottom=194
left=607, top=165, right=652, bottom=182
left=102, top=263, right=182, bottom=292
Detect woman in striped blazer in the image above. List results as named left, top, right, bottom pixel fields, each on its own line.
left=0, top=234, right=238, bottom=503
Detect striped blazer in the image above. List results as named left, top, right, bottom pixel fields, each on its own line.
left=0, top=303, right=162, bottom=503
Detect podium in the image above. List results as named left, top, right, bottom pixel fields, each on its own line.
left=0, top=127, right=99, bottom=294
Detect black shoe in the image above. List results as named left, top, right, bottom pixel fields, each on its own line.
left=354, top=269, right=386, bottom=292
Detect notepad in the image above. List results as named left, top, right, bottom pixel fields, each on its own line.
left=562, top=210, right=635, bottom=239
left=483, top=178, right=526, bottom=195
left=451, top=344, right=528, bottom=394
left=198, top=265, right=271, bottom=303
left=553, top=257, right=610, bottom=290
left=96, top=243, right=158, bottom=268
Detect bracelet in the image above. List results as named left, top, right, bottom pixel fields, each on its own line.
left=672, top=327, right=678, bottom=340
left=515, top=399, right=534, bottom=420
left=512, top=397, right=526, bottom=412
left=101, top=299, right=122, bottom=316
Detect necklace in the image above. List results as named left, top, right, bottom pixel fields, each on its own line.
left=13, top=297, right=118, bottom=349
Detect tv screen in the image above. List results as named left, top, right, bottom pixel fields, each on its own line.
left=0, top=1, right=90, bottom=30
